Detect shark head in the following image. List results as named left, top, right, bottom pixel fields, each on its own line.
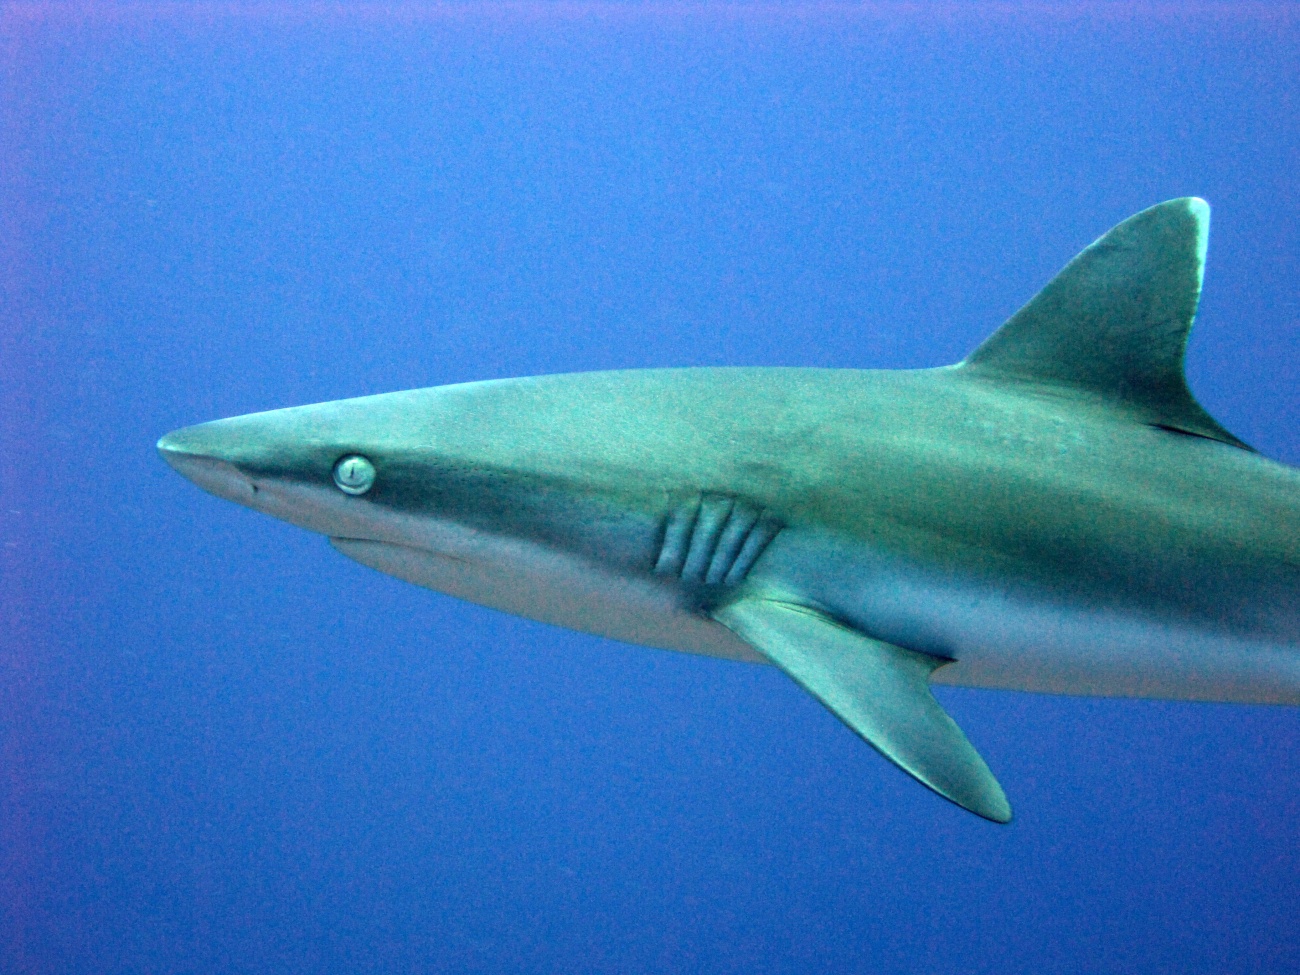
left=160, top=375, right=656, bottom=569
left=157, top=372, right=788, bottom=664
left=157, top=379, right=651, bottom=556
left=158, top=370, right=777, bottom=563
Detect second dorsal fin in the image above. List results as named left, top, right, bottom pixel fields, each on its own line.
left=960, top=198, right=1250, bottom=450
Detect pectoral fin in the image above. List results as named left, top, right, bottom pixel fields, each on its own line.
left=713, top=596, right=1012, bottom=824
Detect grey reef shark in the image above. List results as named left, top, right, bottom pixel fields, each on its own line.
left=159, top=199, right=1300, bottom=823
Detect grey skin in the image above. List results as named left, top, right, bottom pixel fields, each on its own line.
left=159, top=199, right=1300, bottom=823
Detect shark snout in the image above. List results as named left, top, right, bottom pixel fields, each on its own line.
left=157, top=427, right=261, bottom=507
left=157, top=418, right=390, bottom=538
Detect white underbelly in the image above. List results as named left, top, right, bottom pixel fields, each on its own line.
left=329, top=536, right=766, bottom=664
left=857, top=568, right=1300, bottom=704
left=330, top=524, right=1300, bottom=704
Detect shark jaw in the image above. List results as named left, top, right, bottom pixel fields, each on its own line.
left=159, top=199, right=1300, bottom=823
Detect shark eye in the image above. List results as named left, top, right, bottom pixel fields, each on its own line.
left=332, top=455, right=375, bottom=496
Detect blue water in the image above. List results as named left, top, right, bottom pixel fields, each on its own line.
left=4, top=4, right=1299, bottom=972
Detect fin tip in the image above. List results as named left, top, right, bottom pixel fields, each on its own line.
left=983, top=799, right=1014, bottom=825
left=1180, top=196, right=1211, bottom=274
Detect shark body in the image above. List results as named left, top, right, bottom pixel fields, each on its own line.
left=159, top=199, right=1300, bottom=822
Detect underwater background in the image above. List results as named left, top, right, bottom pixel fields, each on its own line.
left=3, top=3, right=1299, bottom=972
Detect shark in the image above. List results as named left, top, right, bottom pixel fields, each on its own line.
left=158, top=199, right=1300, bottom=823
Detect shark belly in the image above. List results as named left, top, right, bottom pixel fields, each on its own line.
left=802, top=547, right=1300, bottom=705
left=926, top=584, right=1300, bottom=704
left=333, top=520, right=1300, bottom=703
left=330, top=536, right=766, bottom=663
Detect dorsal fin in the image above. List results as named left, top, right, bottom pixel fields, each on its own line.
left=960, top=198, right=1251, bottom=450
